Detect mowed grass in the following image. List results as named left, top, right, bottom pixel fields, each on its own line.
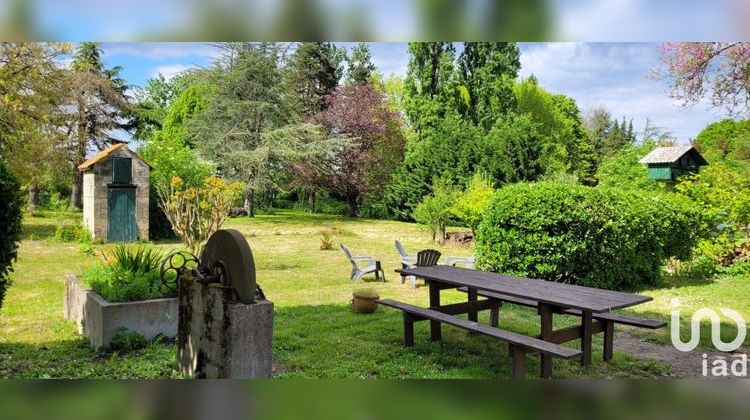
left=2, top=210, right=744, bottom=378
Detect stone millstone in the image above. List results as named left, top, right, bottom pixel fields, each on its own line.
left=200, top=229, right=256, bottom=304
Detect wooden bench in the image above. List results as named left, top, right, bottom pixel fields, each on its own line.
left=377, top=298, right=581, bottom=378
left=456, top=287, right=666, bottom=361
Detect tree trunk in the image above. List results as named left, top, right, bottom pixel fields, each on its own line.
left=438, top=222, right=446, bottom=245
left=244, top=186, right=255, bottom=217
left=70, top=104, right=86, bottom=211
left=308, top=189, right=316, bottom=213
left=27, top=182, right=40, bottom=212
left=70, top=170, right=83, bottom=210
left=347, top=196, right=358, bottom=218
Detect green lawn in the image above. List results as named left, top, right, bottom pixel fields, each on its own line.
left=1, top=210, right=746, bottom=378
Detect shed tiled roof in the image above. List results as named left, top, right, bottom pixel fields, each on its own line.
left=638, top=146, right=707, bottom=165
left=78, top=143, right=150, bottom=170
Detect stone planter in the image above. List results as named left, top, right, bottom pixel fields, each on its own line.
left=63, top=275, right=178, bottom=350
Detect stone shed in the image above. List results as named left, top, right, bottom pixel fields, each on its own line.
left=78, top=143, right=150, bottom=242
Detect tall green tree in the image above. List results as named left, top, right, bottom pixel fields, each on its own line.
left=456, top=42, right=520, bottom=131
left=63, top=42, right=133, bottom=209
left=584, top=106, right=612, bottom=167
left=403, top=42, right=456, bottom=134
left=288, top=42, right=343, bottom=116
left=141, top=83, right=214, bottom=190
left=345, top=43, right=375, bottom=85
left=513, top=77, right=593, bottom=183
left=193, top=43, right=337, bottom=217
left=130, top=72, right=200, bottom=141
left=389, top=42, right=527, bottom=219
left=602, top=117, right=636, bottom=157
left=0, top=42, right=69, bottom=209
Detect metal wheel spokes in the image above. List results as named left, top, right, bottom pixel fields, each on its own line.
left=160, top=251, right=200, bottom=293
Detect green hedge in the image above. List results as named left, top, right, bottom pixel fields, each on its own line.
left=476, top=182, right=705, bottom=291
left=0, top=161, right=23, bottom=310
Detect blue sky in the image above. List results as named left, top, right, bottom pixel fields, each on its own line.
left=23, top=0, right=748, bottom=41
left=100, top=42, right=727, bottom=144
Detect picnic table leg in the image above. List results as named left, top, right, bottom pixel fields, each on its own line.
left=403, top=312, right=414, bottom=347
left=467, top=287, right=478, bottom=323
left=490, top=301, right=501, bottom=328
left=603, top=320, right=614, bottom=362
left=509, top=345, right=525, bottom=379
left=428, top=282, right=442, bottom=341
left=581, top=310, right=593, bottom=367
left=538, top=303, right=554, bottom=379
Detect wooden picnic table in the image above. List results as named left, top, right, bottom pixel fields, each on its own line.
left=395, top=265, right=655, bottom=377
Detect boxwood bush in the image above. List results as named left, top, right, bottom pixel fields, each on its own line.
left=476, top=182, right=705, bottom=291
left=0, top=161, right=23, bottom=311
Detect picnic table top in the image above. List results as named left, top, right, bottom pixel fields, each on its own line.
left=396, top=265, right=652, bottom=313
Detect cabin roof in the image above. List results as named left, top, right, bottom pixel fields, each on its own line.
left=78, top=143, right=150, bottom=170
left=638, top=146, right=708, bottom=166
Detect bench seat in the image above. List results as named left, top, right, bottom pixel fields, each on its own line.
left=456, top=287, right=666, bottom=329
left=377, top=298, right=581, bottom=378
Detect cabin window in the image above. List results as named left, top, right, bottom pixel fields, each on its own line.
left=112, top=158, right=132, bottom=184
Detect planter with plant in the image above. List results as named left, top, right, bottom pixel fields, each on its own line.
left=351, top=288, right=380, bottom=314
left=64, top=244, right=179, bottom=349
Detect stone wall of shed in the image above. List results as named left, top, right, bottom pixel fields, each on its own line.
left=82, top=172, right=96, bottom=236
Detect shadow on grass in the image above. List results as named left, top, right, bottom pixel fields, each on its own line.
left=21, top=222, right=57, bottom=240
left=0, top=338, right=178, bottom=379
left=272, top=303, right=664, bottom=379
left=653, top=274, right=715, bottom=289
left=229, top=211, right=385, bottom=226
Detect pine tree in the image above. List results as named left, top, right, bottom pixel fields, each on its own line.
left=193, top=43, right=338, bottom=217
left=346, top=43, right=375, bottom=85
left=63, top=42, right=132, bottom=209
left=288, top=42, right=343, bottom=116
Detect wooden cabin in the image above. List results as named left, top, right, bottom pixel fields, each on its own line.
left=638, top=146, right=708, bottom=183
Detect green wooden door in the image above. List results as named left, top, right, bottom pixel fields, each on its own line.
left=108, top=187, right=137, bottom=242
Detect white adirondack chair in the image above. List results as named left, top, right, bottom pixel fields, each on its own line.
left=340, top=244, right=384, bottom=283
left=394, top=240, right=417, bottom=285
left=443, top=255, right=476, bottom=269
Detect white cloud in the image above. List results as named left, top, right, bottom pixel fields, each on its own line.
left=553, top=0, right=741, bottom=41
left=102, top=42, right=221, bottom=60
left=518, top=42, right=725, bottom=144
left=150, top=64, right=194, bottom=80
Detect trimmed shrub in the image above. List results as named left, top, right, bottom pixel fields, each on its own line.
left=476, top=182, right=705, bottom=291
left=0, top=161, right=23, bottom=311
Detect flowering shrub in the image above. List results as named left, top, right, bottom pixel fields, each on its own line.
left=158, top=176, right=243, bottom=253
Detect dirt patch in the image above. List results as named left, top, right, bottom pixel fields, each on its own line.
left=614, top=332, right=748, bottom=378
left=445, top=231, right=473, bottom=247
